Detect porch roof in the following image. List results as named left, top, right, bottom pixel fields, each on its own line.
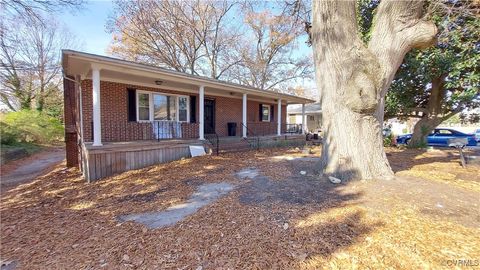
left=62, top=50, right=314, bottom=105
left=288, top=102, right=322, bottom=114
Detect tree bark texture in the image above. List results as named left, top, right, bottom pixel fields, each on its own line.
left=409, top=117, right=441, bottom=146
left=311, top=0, right=436, bottom=180
left=409, top=74, right=459, bottom=146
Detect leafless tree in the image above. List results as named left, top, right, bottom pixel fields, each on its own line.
left=0, top=0, right=85, bottom=22
left=195, top=1, right=242, bottom=79
left=0, top=15, right=78, bottom=111
left=226, top=3, right=313, bottom=91
left=108, top=0, right=241, bottom=78
left=108, top=0, right=312, bottom=91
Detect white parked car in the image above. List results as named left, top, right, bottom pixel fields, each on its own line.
left=475, top=128, right=480, bottom=142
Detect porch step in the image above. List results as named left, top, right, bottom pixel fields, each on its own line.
left=207, top=137, right=255, bottom=154
left=219, top=139, right=251, bottom=153
left=219, top=146, right=251, bottom=152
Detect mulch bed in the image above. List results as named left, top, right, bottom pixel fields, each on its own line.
left=1, top=147, right=479, bottom=269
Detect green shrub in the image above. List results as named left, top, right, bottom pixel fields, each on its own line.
left=0, top=122, right=20, bottom=145
left=0, top=110, right=64, bottom=144
left=383, top=133, right=395, bottom=147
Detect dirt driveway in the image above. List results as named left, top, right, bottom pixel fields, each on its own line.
left=1, top=147, right=479, bottom=269
left=1, top=147, right=65, bottom=192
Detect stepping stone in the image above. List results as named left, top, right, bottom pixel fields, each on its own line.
left=236, top=168, right=259, bottom=180
left=118, top=182, right=234, bottom=229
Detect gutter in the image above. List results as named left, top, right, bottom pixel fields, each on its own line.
left=62, top=50, right=315, bottom=104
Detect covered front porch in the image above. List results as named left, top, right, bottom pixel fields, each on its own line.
left=94, top=120, right=303, bottom=143
left=82, top=133, right=306, bottom=181
left=62, top=50, right=314, bottom=181
left=63, top=50, right=312, bottom=144
left=86, top=81, right=307, bottom=144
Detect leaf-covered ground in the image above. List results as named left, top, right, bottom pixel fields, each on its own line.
left=1, top=146, right=479, bottom=269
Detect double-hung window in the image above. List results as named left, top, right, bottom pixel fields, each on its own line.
left=137, top=91, right=189, bottom=122
left=138, top=93, right=150, bottom=121
left=178, top=96, right=188, bottom=122
left=261, top=104, right=271, bottom=122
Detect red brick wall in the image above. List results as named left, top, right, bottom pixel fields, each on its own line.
left=63, top=76, right=78, bottom=167
left=207, top=96, right=286, bottom=136
left=80, top=80, right=287, bottom=141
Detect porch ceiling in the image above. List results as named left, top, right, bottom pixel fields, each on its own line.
left=62, top=50, right=314, bottom=105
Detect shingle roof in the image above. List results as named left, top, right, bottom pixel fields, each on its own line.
left=62, top=50, right=315, bottom=105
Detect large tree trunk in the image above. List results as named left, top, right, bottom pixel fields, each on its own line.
left=409, top=117, right=442, bottom=146
left=311, top=0, right=436, bottom=181
left=36, top=97, right=45, bottom=111
left=409, top=74, right=458, bottom=147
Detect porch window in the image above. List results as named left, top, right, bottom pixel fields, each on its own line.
left=138, top=93, right=150, bottom=121
left=178, top=97, right=188, bottom=122
left=289, top=115, right=296, bottom=123
left=261, top=104, right=271, bottom=122
left=153, top=94, right=176, bottom=120
left=136, top=91, right=189, bottom=122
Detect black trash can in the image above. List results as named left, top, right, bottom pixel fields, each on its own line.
left=227, top=122, right=237, bottom=136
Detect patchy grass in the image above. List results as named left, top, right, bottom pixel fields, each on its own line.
left=1, top=146, right=479, bottom=269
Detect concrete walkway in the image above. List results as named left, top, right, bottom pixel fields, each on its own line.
left=117, top=167, right=280, bottom=229
left=118, top=182, right=234, bottom=229
left=1, top=148, right=65, bottom=190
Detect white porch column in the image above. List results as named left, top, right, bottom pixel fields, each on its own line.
left=277, top=99, right=282, bottom=136
left=301, top=103, right=306, bottom=134
left=199, top=85, right=205, bottom=140
left=92, top=66, right=102, bottom=146
left=242, top=93, right=247, bottom=138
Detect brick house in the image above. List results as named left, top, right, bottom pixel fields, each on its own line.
left=62, top=50, right=313, bottom=181
left=287, top=102, right=322, bottom=133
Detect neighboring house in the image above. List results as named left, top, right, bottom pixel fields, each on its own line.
left=287, top=102, right=322, bottom=133
left=384, top=118, right=416, bottom=136
left=62, top=50, right=313, bottom=181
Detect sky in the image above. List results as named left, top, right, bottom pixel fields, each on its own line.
left=57, top=0, right=317, bottom=95
left=59, top=0, right=115, bottom=55
left=59, top=0, right=314, bottom=59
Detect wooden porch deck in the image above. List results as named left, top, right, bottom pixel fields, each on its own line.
left=81, top=134, right=305, bottom=182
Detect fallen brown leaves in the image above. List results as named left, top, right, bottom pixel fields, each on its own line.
left=387, top=147, right=480, bottom=192
left=1, top=146, right=479, bottom=269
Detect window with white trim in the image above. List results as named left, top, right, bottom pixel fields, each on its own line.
left=138, top=93, right=150, bottom=121
left=137, top=91, right=189, bottom=122
left=261, top=104, right=270, bottom=122
left=153, top=94, right=176, bottom=120
left=178, top=96, right=188, bottom=122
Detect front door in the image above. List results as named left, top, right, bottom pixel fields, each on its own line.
left=204, top=99, right=215, bottom=134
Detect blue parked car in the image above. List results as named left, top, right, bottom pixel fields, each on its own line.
left=396, top=128, right=478, bottom=147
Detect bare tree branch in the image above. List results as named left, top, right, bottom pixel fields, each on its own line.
left=0, top=14, right=79, bottom=111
